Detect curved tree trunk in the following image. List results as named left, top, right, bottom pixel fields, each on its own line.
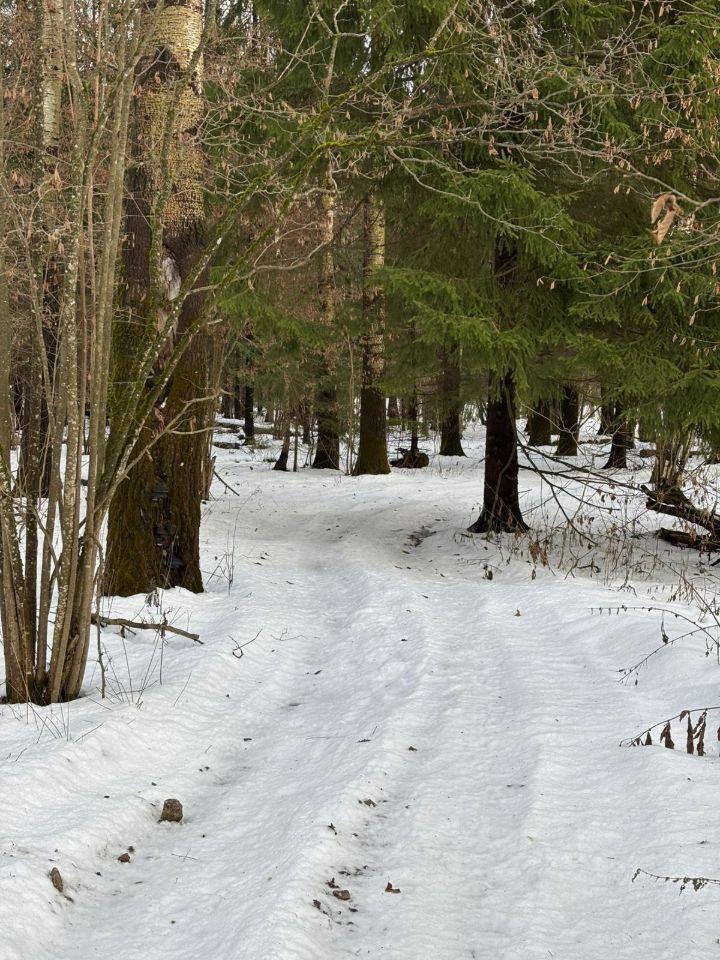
left=274, top=415, right=291, bottom=471
left=354, top=193, right=389, bottom=476
left=469, top=371, right=527, bottom=534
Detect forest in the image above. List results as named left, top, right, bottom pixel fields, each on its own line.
left=2, top=0, right=720, bottom=957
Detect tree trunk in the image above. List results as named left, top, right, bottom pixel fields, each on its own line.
left=354, top=194, right=390, bottom=476
left=603, top=402, right=631, bottom=469
left=409, top=397, right=419, bottom=455
left=301, top=400, right=312, bottom=444
left=221, top=375, right=235, bottom=418
left=244, top=385, right=255, bottom=442
left=387, top=396, right=400, bottom=420
left=526, top=400, right=552, bottom=446
left=233, top=376, right=245, bottom=419
left=106, top=0, right=212, bottom=596
left=651, top=432, right=692, bottom=495
left=556, top=385, right=580, bottom=457
left=597, top=400, right=614, bottom=435
left=439, top=342, right=465, bottom=457
left=469, top=371, right=527, bottom=533
left=312, top=175, right=340, bottom=470
left=274, top=416, right=291, bottom=471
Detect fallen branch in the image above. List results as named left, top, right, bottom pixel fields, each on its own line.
left=642, top=484, right=720, bottom=540
left=656, top=528, right=720, bottom=552
left=213, top=468, right=242, bottom=496
left=91, top=614, right=202, bottom=644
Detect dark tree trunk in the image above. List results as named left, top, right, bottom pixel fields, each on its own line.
left=106, top=0, right=212, bottom=596
left=387, top=396, right=400, bottom=420
left=312, top=387, right=340, bottom=469
left=526, top=400, right=552, bottom=446
left=597, top=401, right=614, bottom=435
left=439, top=344, right=465, bottom=457
left=155, top=265, right=214, bottom=594
left=390, top=395, right=428, bottom=468
left=354, top=193, right=389, bottom=476
left=603, top=402, right=631, bottom=469
left=355, top=385, right=389, bottom=474
left=105, top=427, right=163, bottom=597
left=244, top=385, right=255, bottom=442
left=311, top=178, right=339, bottom=470
left=233, top=376, right=245, bottom=420
left=469, top=371, right=527, bottom=533
left=221, top=375, right=235, bottom=419
left=274, top=417, right=291, bottom=471
left=105, top=99, right=159, bottom=597
left=409, top=397, right=419, bottom=455
left=556, top=385, right=580, bottom=457
left=301, top=401, right=312, bottom=445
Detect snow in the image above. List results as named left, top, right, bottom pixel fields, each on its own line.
left=2, top=424, right=720, bottom=959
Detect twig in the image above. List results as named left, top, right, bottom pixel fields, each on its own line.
left=632, top=868, right=720, bottom=893
left=213, top=468, right=242, bottom=496
left=91, top=614, right=202, bottom=644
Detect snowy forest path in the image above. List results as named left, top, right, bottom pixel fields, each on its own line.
left=4, top=463, right=717, bottom=960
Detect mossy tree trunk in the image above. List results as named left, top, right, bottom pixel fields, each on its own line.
left=354, top=193, right=390, bottom=476
left=106, top=0, right=212, bottom=596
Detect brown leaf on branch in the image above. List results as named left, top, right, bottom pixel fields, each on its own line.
left=650, top=193, right=682, bottom=245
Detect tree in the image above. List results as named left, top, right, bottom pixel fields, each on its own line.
left=439, top=342, right=465, bottom=457
left=354, top=193, right=390, bottom=475
left=105, top=0, right=215, bottom=595
left=469, top=371, right=527, bottom=533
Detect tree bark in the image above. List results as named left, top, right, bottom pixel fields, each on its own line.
left=439, top=342, right=465, bottom=457
left=312, top=175, right=340, bottom=470
left=556, top=385, right=580, bottom=457
left=469, top=371, right=527, bottom=533
left=274, top=417, right=291, bottom=471
left=106, top=0, right=212, bottom=596
left=603, top=402, right=631, bottom=469
left=597, top=402, right=614, bottom=435
left=244, top=385, right=255, bottom=441
left=354, top=194, right=390, bottom=476
left=526, top=400, right=552, bottom=446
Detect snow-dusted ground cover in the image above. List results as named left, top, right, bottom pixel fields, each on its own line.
left=2, top=422, right=720, bottom=959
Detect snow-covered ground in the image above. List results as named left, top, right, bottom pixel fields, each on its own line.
left=3, top=423, right=720, bottom=959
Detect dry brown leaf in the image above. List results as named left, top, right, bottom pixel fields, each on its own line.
left=650, top=193, right=682, bottom=245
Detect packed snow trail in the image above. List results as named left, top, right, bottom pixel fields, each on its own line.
left=1, top=441, right=720, bottom=959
